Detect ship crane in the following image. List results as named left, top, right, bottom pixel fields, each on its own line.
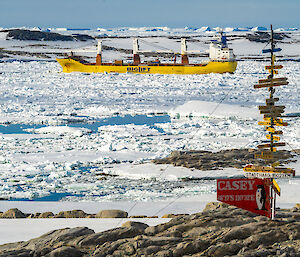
left=133, top=38, right=206, bottom=65
left=180, top=38, right=205, bottom=64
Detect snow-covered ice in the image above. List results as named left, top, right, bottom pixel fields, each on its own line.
left=0, top=27, right=299, bottom=244
left=0, top=59, right=298, bottom=203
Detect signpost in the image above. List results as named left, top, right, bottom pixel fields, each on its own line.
left=217, top=25, right=295, bottom=220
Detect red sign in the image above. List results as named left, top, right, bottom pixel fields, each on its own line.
left=217, top=178, right=271, bottom=218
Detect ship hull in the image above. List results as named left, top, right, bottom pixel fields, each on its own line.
left=56, top=58, right=237, bottom=74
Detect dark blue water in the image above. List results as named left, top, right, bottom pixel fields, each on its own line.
left=9, top=192, right=84, bottom=202
left=0, top=114, right=171, bottom=134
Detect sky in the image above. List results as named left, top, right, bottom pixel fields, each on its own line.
left=1, top=0, right=299, bottom=29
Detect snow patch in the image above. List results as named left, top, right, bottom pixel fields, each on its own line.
left=171, top=101, right=260, bottom=119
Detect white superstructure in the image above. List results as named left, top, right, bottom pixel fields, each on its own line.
left=209, top=33, right=235, bottom=61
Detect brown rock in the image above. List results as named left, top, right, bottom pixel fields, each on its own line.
left=0, top=204, right=299, bottom=257
left=39, top=212, right=54, bottom=218
left=245, top=230, right=289, bottom=249
left=207, top=241, right=243, bottom=257
left=153, top=149, right=295, bottom=170
left=1, top=208, right=26, bottom=218
left=122, top=221, right=149, bottom=232
left=202, top=202, right=231, bottom=213
left=75, top=227, right=141, bottom=248
left=46, top=246, right=84, bottom=257
left=95, top=209, right=128, bottom=218
left=54, top=210, right=88, bottom=218
left=161, top=213, right=188, bottom=218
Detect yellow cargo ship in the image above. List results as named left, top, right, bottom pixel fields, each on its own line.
left=57, top=34, right=237, bottom=74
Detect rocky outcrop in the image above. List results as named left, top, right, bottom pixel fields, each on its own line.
left=0, top=203, right=299, bottom=256
left=1, top=208, right=27, bottom=218
left=153, top=148, right=296, bottom=171
left=246, top=31, right=290, bottom=43
left=5, top=29, right=94, bottom=41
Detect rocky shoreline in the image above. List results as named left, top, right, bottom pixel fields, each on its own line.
left=153, top=148, right=298, bottom=171
left=0, top=208, right=163, bottom=219
left=0, top=203, right=299, bottom=256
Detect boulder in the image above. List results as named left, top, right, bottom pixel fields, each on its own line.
left=202, top=202, right=230, bottom=212
left=39, top=212, right=54, bottom=218
left=1, top=208, right=26, bottom=218
left=95, top=209, right=128, bottom=218
left=54, top=210, right=88, bottom=218
left=122, top=221, right=149, bottom=232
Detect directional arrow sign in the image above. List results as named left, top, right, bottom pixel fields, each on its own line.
left=263, top=117, right=283, bottom=123
left=255, top=151, right=274, bottom=160
left=272, top=179, right=281, bottom=196
left=259, top=78, right=287, bottom=83
left=257, top=142, right=286, bottom=148
left=255, top=150, right=287, bottom=160
left=260, top=110, right=284, bottom=116
left=266, top=127, right=283, bottom=134
left=254, top=81, right=289, bottom=89
left=265, top=65, right=283, bottom=70
left=262, top=48, right=282, bottom=53
left=258, top=121, right=288, bottom=126
left=266, top=134, right=280, bottom=141
left=243, top=164, right=295, bottom=177
left=259, top=105, right=285, bottom=111
left=259, top=105, right=285, bottom=110
left=263, top=114, right=282, bottom=119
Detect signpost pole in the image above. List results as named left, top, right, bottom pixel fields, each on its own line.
left=218, top=25, right=295, bottom=220
left=270, top=181, right=275, bottom=220
left=273, top=190, right=276, bottom=220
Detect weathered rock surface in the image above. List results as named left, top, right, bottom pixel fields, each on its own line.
left=122, top=221, right=149, bottom=232
left=54, top=210, right=88, bottom=218
left=0, top=203, right=299, bottom=256
left=39, top=212, right=55, bottom=218
left=153, top=148, right=296, bottom=171
left=95, top=209, right=128, bottom=218
left=1, top=208, right=27, bottom=219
